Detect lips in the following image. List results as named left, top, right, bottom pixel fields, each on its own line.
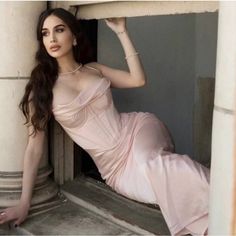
left=50, top=45, right=61, bottom=52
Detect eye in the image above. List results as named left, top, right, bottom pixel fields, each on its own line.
left=56, top=28, right=64, bottom=33
left=42, top=31, right=49, bottom=37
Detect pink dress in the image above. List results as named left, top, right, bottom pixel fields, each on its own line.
left=52, top=76, right=209, bottom=236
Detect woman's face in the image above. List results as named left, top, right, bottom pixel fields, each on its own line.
left=41, top=15, right=75, bottom=59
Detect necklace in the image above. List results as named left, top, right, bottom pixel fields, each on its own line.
left=59, top=63, right=83, bottom=75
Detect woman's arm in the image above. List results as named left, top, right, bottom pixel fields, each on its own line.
left=87, top=18, right=146, bottom=89
left=20, top=126, right=45, bottom=207
left=0, top=103, right=45, bottom=227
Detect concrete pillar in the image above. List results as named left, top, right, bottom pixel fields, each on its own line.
left=0, top=2, right=58, bottom=208
left=209, top=2, right=236, bottom=234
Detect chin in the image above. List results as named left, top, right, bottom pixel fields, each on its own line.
left=49, top=50, right=73, bottom=60
left=48, top=52, right=62, bottom=58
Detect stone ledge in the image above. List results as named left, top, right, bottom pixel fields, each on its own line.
left=61, top=176, right=170, bottom=235
left=1, top=199, right=135, bottom=235
left=0, top=177, right=170, bottom=235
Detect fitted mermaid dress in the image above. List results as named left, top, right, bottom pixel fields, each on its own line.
left=52, top=76, right=210, bottom=236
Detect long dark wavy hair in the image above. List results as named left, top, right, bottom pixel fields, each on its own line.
left=19, top=8, right=93, bottom=136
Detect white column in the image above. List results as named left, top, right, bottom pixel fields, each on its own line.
left=209, top=2, right=236, bottom=234
left=0, top=2, right=58, bottom=208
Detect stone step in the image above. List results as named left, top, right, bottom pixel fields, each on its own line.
left=61, top=176, right=170, bottom=235
left=0, top=176, right=170, bottom=235
left=0, top=194, right=136, bottom=235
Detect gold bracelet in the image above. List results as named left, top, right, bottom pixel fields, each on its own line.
left=125, top=52, right=139, bottom=60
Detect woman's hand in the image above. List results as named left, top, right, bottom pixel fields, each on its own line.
left=104, top=17, right=126, bottom=34
left=0, top=203, right=30, bottom=227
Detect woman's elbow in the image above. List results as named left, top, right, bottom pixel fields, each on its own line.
left=135, top=77, right=146, bottom=87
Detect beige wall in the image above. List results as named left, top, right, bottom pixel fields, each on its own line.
left=0, top=2, right=45, bottom=77
left=0, top=2, right=47, bottom=172
left=209, top=2, right=236, bottom=234
left=0, top=1, right=59, bottom=208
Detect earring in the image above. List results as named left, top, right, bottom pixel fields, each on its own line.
left=73, top=39, right=77, bottom=46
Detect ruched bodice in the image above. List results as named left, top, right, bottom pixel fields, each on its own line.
left=52, top=76, right=209, bottom=236
left=53, top=78, right=121, bottom=151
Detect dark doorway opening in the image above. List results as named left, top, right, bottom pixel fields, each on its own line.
left=74, top=19, right=104, bottom=183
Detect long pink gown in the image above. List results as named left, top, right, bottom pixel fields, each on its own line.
left=52, top=75, right=210, bottom=236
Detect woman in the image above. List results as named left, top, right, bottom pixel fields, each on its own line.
left=0, top=8, right=209, bottom=236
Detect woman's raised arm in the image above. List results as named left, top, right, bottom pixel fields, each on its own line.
left=87, top=18, right=146, bottom=89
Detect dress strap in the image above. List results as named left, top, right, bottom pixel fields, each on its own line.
left=84, top=65, right=103, bottom=78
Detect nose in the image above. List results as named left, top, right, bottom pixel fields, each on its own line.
left=50, top=32, right=56, bottom=43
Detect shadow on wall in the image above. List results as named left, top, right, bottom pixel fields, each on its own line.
left=194, top=77, right=215, bottom=168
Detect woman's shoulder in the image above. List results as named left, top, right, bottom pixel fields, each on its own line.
left=83, top=62, right=103, bottom=78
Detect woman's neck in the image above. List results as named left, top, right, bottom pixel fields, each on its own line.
left=57, top=55, right=80, bottom=74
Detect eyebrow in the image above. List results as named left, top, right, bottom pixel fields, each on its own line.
left=42, top=24, right=66, bottom=31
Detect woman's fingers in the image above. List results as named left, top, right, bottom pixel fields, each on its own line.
left=14, top=216, right=25, bottom=227
left=0, top=209, right=17, bottom=225
left=105, top=17, right=116, bottom=21
left=0, top=212, right=8, bottom=224
left=104, top=17, right=126, bottom=34
left=0, top=212, right=6, bottom=217
left=105, top=17, right=125, bottom=24
left=0, top=205, right=29, bottom=227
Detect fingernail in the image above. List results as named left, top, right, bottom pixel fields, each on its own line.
left=0, top=212, right=6, bottom=216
